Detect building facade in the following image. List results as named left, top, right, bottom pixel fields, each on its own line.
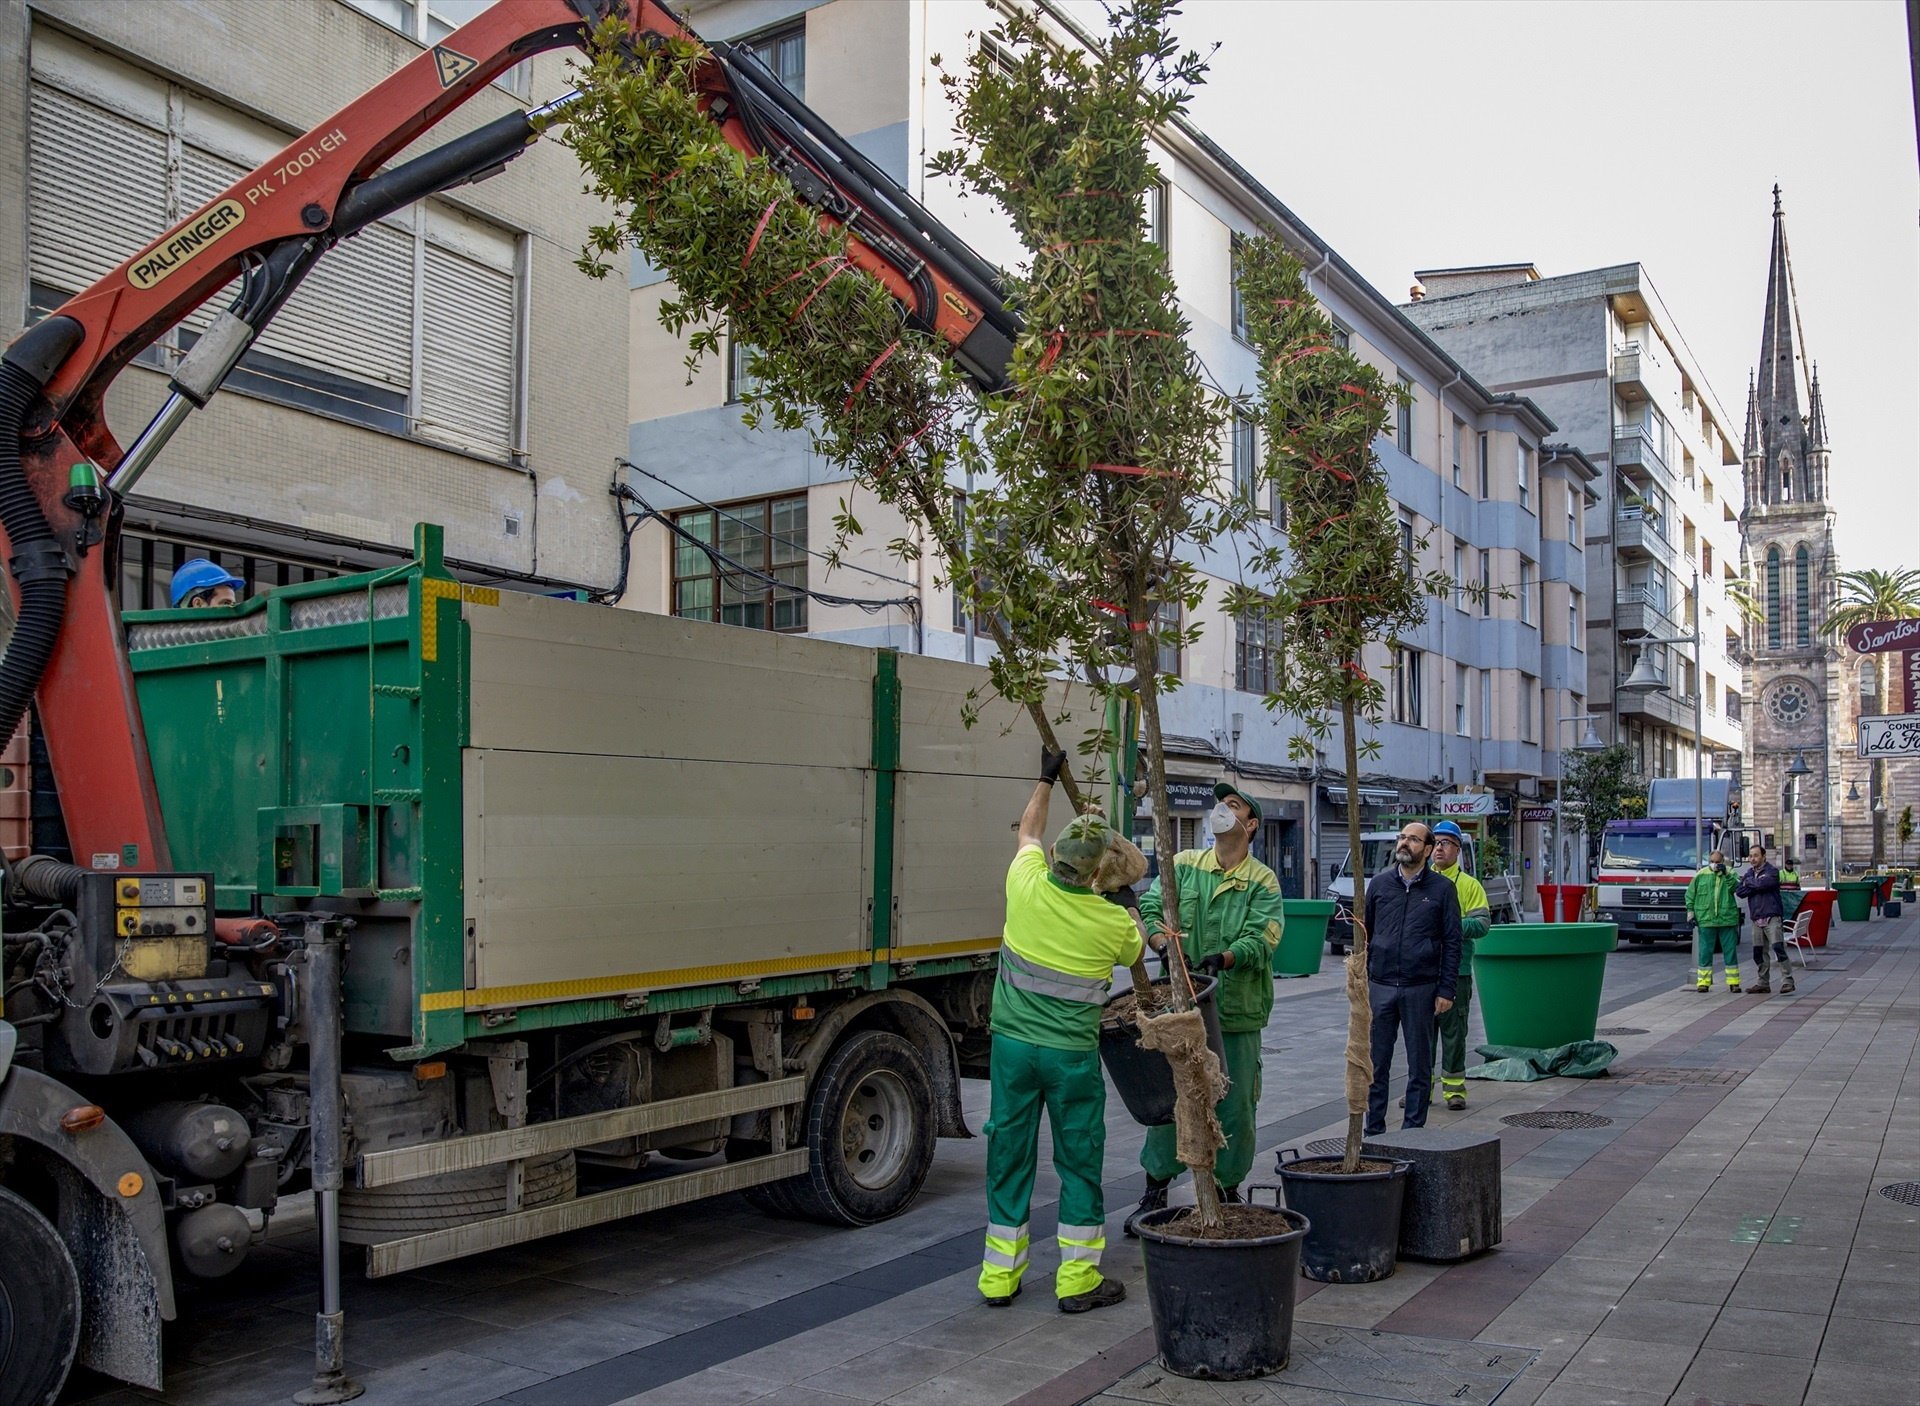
left=1736, top=189, right=1909, bottom=875
left=626, top=0, right=1594, bottom=901
left=1, top=0, right=630, bottom=603
left=1403, top=264, right=1748, bottom=825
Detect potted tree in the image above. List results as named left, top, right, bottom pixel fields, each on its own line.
left=1228, top=238, right=1432, bottom=1282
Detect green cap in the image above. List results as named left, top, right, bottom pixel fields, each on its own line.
left=1213, top=781, right=1262, bottom=823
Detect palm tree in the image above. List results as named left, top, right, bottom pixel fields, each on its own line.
left=1829, top=568, right=1920, bottom=866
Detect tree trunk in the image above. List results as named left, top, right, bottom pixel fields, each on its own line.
left=1339, top=686, right=1373, bottom=1175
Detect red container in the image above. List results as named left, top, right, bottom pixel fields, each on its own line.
left=1798, top=889, right=1837, bottom=947
left=1536, top=883, right=1589, bottom=924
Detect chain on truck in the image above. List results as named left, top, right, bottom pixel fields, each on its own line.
left=0, top=4, right=1027, bottom=1401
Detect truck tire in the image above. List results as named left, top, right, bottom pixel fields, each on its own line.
left=745, top=1030, right=935, bottom=1227
left=338, top=1151, right=576, bottom=1244
left=0, top=1185, right=81, bottom=1406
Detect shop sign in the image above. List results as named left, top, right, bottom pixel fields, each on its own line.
left=1904, top=649, right=1920, bottom=714
left=1436, top=792, right=1498, bottom=817
left=1163, top=775, right=1216, bottom=811
left=1519, top=806, right=1555, bottom=823
left=1844, top=617, right=1920, bottom=655
left=1857, top=714, right=1920, bottom=758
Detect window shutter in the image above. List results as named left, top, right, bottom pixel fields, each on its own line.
left=27, top=84, right=170, bottom=295
left=419, top=235, right=516, bottom=455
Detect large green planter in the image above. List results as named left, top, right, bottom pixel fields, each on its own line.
left=1276, top=900, right=1334, bottom=977
left=1471, top=923, right=1617, bottom=1051
left=1834, top=880, right=1879, bottom=922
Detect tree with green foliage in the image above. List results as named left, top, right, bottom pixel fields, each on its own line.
left=1827, top=567, right=1920, bottom=867
left=1897, top=804, right=1914, bottom=868
left=1559, top=743, right=1646, bottom=874
left=1230, top=238, right=1445, bottom=1172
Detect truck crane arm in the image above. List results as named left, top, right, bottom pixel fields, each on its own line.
left=0, top=0, right=1015, bottom=872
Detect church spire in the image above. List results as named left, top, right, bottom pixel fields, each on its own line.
left=1743, top=371, right=1760, bottom=457
left=1751, top=185, right=1811, bottom=504
left=1807, top=362, right=1829, bottom=450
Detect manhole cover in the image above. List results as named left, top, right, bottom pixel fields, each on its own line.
left=1609, top=1066, right=1747, bottom=1086
left=1597, top=1026, right=1648, bottom=1036
left=1500, top=1111, right=1613, bottom=1130
left=1879, top=1181, right=1920, bottom=1206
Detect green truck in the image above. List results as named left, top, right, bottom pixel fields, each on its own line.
left=3, top=526, right=1063, bottom=1395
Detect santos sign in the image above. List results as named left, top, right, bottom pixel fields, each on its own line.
left=1844, top=617, right=1920, bottom=655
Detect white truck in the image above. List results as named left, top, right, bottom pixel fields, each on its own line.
left=1325, top=830, right=1522, bottom=953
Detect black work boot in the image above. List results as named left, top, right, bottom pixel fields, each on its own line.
left=1123, top=1177, right=1170, bottom=1238
left=1060, top=1277, right=1126, bottom=1313
left=1751, top=978, right=1772, bottom=995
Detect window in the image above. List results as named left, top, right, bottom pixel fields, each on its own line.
left=1143, top=179, right=1169, bottom=249
left=1794, top=545, right=1811, bottom=647
left=1519, top=559, right=1534, bottom=625
left=1766, top=546, right=1782, bottom=650
left=1570, top=589, right=1583, bottom=648
left=1395, top=374, right=1414, bottom=455
left=1517, top=443, right=1532, bottom=511
left=1452, top=418, right=1465, bottom=489
left=1567, top=488, right=1579, bottom=546
left=340, top=0, right=532, bottom=98
left=1232, top=412, right=1262, bottom=504
left=1479, top=549, right=1492, bottom=617
left=1453, top=539, right=1467, bottom=610
left=1520, top=676, right=1538, bottom=742
left=1329, top=320, right=1352, bottom=352
left=1154, top=596, right=1182, bottom=678
left=727, top=332, right=761, bottom=403
left=1235, top=602, right=1280, bottom=694
left=1706, top=671, right=1718, bottom=715
left=1230, top=235, right=1248, bottom=341
left=1399, top=513, right=1416, bottom=567
left=1702, top=541, right=1714, bottom=577
left=1477, top=432, right=1490, bottom=497
left=28, top=33, right=521, bottom=458
left=742, top=21, right=806, bottom=99
left=672, top=494, right=808, bottom=632
left=1455, top=664, right=1471, bottom=737
left=1391, top=647, right=1424, bottom=726
left=1480, top=671, right=1493, bottom=740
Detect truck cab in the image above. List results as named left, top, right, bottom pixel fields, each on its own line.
left=1324, top=828, right=1519, bottom=953
left=1594, top=778, right=1746, bottom=945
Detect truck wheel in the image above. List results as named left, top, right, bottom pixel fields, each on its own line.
left=0, top=1185, right=81, bottom=1406
left=747, top=1030, right=935, bottom=1227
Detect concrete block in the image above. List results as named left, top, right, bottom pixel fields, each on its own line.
left=1362, top=1126, right=1502, bottom=1261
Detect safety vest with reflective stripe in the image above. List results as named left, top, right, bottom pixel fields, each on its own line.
left=993, top=846, right=1142, bottom=1051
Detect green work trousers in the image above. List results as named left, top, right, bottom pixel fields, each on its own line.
left=980, top=1034, right=1109, bottom=1301
left=1432, top=937, right=1476, bottom=1097
left=1695, top=925, right=1741, bottom=988
left=1141, top=1029, right=1262, bottom=1190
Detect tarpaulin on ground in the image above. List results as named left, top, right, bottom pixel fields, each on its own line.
left=1462, top=1040, right=1619, bottom=1081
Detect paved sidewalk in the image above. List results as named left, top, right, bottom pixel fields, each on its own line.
left=67, top=913, right=1918, bottom=1406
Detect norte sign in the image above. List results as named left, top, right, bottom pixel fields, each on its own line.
left=1844, top=617, right=1920, bottom=655
left=1857, top=714, right=1920, bottom=759
left=1437, top=792, right=1498, bottom=817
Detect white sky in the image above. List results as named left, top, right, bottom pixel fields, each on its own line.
left=1164, top=0, right=1919, bottom=576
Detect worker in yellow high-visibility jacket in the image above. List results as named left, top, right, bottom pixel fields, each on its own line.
left=979, top=748, right=1144, bottom=1314
left=1428, top=820, right=1490, bottom=1111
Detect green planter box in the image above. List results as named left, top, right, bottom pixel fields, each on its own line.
left=1834, top=880, right=1879, bottom=922
left=1471, top=922, right=1617, bottom=1051
left=1276, top=900, right=1334, bottom=977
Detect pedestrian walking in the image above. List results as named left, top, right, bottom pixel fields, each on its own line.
left=1362, top=823, right=1463, bottom=1135
left=1125, top=782, right=1283, bottom=1231
left=1427, top=820, right=1490, bottom=1111
left=1686, top=850, right=1742, bottom=993
left=1738, top=843, right=1794, bottom=995
left=979, top=747, right=1144, bottom=1314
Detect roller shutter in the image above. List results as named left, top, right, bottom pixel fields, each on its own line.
left=26, top=84, right=169, bottom=296
left=419, top=227, right=516, bottom=455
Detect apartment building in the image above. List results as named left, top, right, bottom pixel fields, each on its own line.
left=1, top=0, right=629, bottom=604
left=1404, top=264, right=1747, bottom=807
left=625, top=0, right=1595, bottom=899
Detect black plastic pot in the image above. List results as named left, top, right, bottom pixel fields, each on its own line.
left=1135, top=1192, right=1308, bottom=1380
left=1273, top=1149, right=1413, bottom=1283
left=1098, top=975, right=1223, bottom=1127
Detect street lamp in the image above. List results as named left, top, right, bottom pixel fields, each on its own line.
left=1617, top=569, right=1706, bottom=873
left=1552, top=713, right=1605, bottom=885
left=1785, top=750, right=1811, bottom=868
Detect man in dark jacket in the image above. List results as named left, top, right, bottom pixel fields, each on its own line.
left=1363, top=823, right=1464, bottom=1134
left=1738, top=843, right=1794, bottom=996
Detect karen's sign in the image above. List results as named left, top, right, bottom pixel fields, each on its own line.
left=1844, top=617, right=1920, bottom=655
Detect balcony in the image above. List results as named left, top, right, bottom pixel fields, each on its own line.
left=1615, top=586, right=1678, bottom=638
left=1615, top=508, right=1677, bottom=567
left=1612, top=424, right=1674, bottom=492
left=1616, top=683, right=1696, bottom=731
left=1613, top=342, right=1650, bottom=403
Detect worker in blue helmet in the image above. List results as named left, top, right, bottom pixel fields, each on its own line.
left=1427, top=820, right=1490, bottom=1109
left=170, top=559, right=246, bottom=609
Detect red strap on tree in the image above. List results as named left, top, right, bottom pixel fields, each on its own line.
left=843, top=340, right=901, bottom=412
left=1090, top=462, right=1176, bottom=480
left=741, top=199, right=782, bottom=269
left=789, top=257, right=853, bottom=321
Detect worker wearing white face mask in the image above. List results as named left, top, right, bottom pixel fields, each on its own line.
left=1126, top=783, right=1283, bottom=1232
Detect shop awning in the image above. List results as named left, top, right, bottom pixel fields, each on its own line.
left=1322, top=785, right=1398, bottom=806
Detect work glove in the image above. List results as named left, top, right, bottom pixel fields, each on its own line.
left=1195, top=951, right=1230, bottom=977
left=1039, top=747, right=1067, bottom=785
left=1103, top=885, right=1141, bottom=911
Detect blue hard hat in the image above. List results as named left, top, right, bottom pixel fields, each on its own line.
left=169, top=558, right=246, bottom=608
left=1431, top=819, right=1465, bottom=841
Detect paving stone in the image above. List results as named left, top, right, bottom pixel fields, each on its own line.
left=466, top=1311, right=673, bottom=1374
left=1704, top=1304, right=1831, bottom=1358
left=1672, top=1346, right=1815, bottom=1406
left=612, top=1366, right=783, bottom=1405
left=1813, top=1313, right=1920, bottom=1369
left=439, top=1275, right=620, bottom=1328
left=799, top=1341, right=972, bottom=1400
left=1590, top=1295, right=1720, bottom=1346
left=1550, top=1336, right=1694, bottom=1397
left=880, top=1352, right=1062, bottom=1406
left=353, top=1348, right=547, bottom=1406
left=1802, top=1358, right=1920, bottom=1406
left=1725, top=1268, right=1839, bottom=1315
left=1834, top=1278, right=1920, bottom=1324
